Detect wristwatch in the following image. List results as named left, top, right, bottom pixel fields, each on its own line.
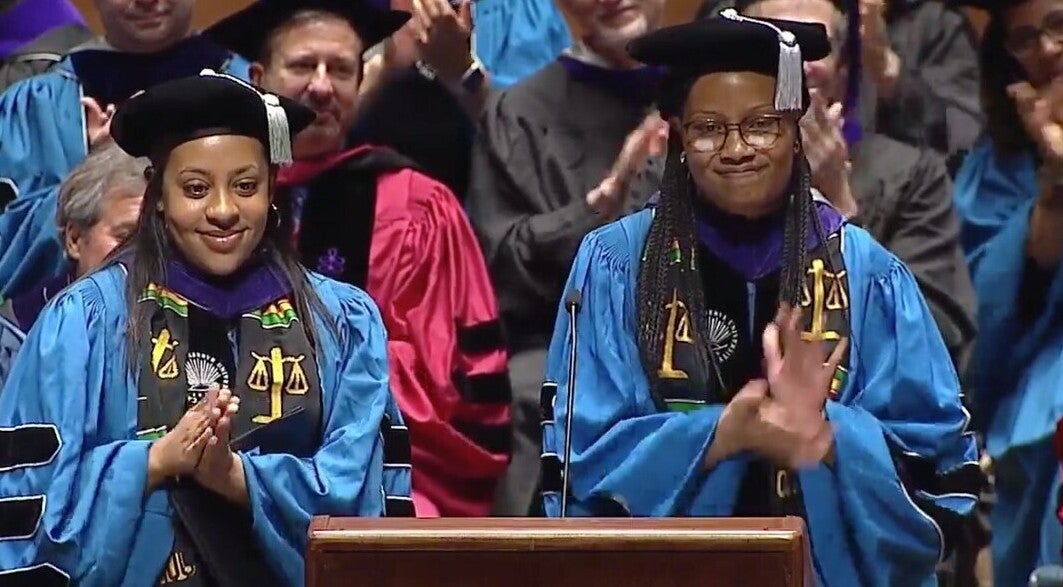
left=460, top=56, right=487, bottom=93
left=414, top=60, right=438, bottom=81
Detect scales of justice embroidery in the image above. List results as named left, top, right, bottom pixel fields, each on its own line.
left=154, top=339, right=313, bottom=425
left=247, top=347, right=309, bottom=423
left=657, top=253, right=850, bottom=397
left=145, top=287, right=313, bottom=425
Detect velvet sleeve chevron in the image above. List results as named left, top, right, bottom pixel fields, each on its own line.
left=370, top=172, right=511, bottom=517
left=380, top=406, right=415, bottom=517
left=890, top=443, right=984, bottom=556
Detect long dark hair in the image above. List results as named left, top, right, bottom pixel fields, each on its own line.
left=981, top=10, right=1034, bottom=157
left=635, top=128, right=821, bottom=395
left=118, top=154, right=334, bottom=368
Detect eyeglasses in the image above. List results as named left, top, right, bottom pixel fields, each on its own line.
left=682, top=114, right=785, bottom=153
left=1005, top=10, right=1063, bottom=58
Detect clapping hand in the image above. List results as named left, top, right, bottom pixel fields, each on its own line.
left=586, top=114, right=669, bottom=220
left=753, top=304, right=847, bottom=469
left=146, top=389, right=218, bottom=489
left=1010, top=79, right=1063, bottom=209
left=81, top=97, right=115, bottom=149
left=411, top=0, right=474, bottom=86
left=800, top=90, right=856, bottom=216
left=859, top=0, right=901, bottom=97
left=193, top=387, right=241, bottom=491
left=1009, top=80, right=1063, bottom=167
left=763, top=304, right=847, bottom=414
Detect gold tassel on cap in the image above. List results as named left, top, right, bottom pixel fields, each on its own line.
left=198, top=68, right=293, bottom=165
left=720, top=9, right=804, bottom=112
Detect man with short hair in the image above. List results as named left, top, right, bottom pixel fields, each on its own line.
left=0, top=140, right=146, bottom=387
left=206, top=0, right=512, bottom=517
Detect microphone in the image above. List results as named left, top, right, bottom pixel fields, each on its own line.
left=560, top=289, right=582, bottom=518
left=1030, top=566, right=1063, bottom=587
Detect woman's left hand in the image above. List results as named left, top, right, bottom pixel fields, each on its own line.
left=762, top=303, right=848, bottom=417
left=194, top=388, right=240, bottom=492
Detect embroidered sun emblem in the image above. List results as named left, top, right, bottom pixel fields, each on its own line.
left=706, top=309, right=739, bottom=363
left=185, top=352, right=230, bottom=405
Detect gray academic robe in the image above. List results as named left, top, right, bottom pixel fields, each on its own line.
left=467, top=60, right=663, bottom=516
left=850, top=132, right=977, bottom=373
left=871, top=0, right=984, bottom=157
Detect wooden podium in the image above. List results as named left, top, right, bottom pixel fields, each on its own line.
left=306, top=517, right=813, bottom=587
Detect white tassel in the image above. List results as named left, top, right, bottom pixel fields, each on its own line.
left=198, top=68, right=292, bottom=165
left=719, top=9, right=804, bottom=112
left=261, top=93, right=292, bottom=165
left=774, top=31, right=803, bottom=112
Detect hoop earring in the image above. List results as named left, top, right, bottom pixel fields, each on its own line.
left=270, top=202, right=281, bottom=229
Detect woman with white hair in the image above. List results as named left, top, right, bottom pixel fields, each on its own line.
left=0, top=140, right=146, bottom=386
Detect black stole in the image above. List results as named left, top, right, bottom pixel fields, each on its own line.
left=652, top=230, right=851, bottom=517
left=133, top=261, right=322, bottom=586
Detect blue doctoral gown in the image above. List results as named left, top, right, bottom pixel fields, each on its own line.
left=0, top=265, right=411, bottom=586
left=541, top=209, right=979, bottom=587
left=954, top=138, right=1063, bottom=586
left=0, top=311, right=22, bottom=389
left=473, top=0, right=571, bottom=89
left=0, top=183, right=64, bottom=297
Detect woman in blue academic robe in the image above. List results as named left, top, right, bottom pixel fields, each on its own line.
left=951, top=0, right=1063, bottom=583
left=0, top=71, right=412, bottom=586
left=539, top=12, right=982, bottom=587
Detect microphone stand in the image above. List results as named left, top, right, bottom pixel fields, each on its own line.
left=560, top=289, right=582, bottom=518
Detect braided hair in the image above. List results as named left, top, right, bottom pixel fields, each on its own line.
left=636, top=132, right=719, bottom=393
left=635, top=127, right=823, bottom=398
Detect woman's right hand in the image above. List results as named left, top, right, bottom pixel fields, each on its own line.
left=146, top=394, right=216, bottom=491
left=747, top=401, right=834, bottom=470
left=704, top=379, right=768, bottom=469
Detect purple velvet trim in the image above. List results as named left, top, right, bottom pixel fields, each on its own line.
left=10, top=267, right=73, bottom=328
left=842, top=115, right=862, bottom=144
left=162, top=255, right=293, bottom=321
left=694, top=199, right=845, bottom=282
left=0, top=0, right=85, bottom=59
left=557, top=54, right=666, bottom=104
